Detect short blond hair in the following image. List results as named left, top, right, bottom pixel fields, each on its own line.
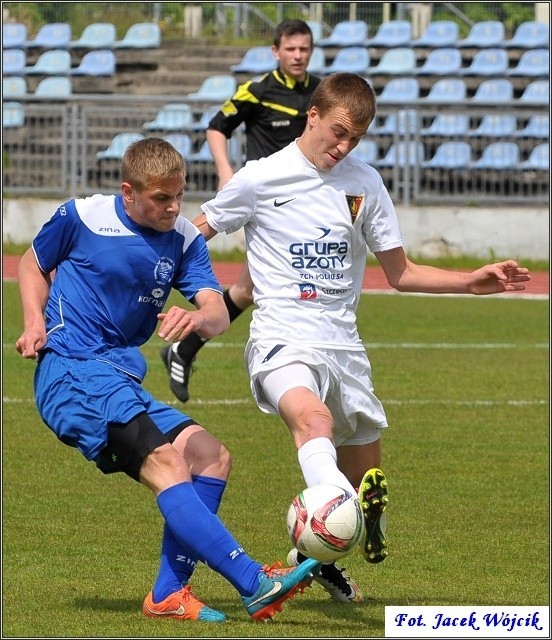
left=122, top=137, right=185, bottom=191
left=310, top=73, right=376, bottom=129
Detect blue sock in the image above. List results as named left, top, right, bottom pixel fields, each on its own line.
left=156, top=481, right=262, bottom=596
left=152, top=475, right=227, bottom=603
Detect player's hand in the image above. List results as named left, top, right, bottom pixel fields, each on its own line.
left=15, top=329, right=47, bottom=359
left=157, top=306, right=206, bottom=342
left=469, top=260, right=530, bottom=295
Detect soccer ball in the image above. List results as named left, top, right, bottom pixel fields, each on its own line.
left=286, top=484, right=364, bottom=563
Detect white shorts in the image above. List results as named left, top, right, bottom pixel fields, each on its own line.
left=245, top=340, right=388, bottom=447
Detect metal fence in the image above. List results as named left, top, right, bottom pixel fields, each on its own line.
left=2, top=95, right=549, bottom=205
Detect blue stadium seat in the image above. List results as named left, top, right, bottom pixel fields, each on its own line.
left=69, top=23, right=117, bottom=49
left=2, top=101, right=25, bottom=129
left=306, top=20, right=323, bottom=45
left=321, top=47, right=370, bottom=74
left=377, top=77, right=419, bottom=103
left=459, top=48, right=509, bottom=76
left=470, top=79, right=513, bottom=104
left=415, top=48, right=462, bottom=75
left=471, top=142, right=520, bottom=169
left=186, top=105, right=220, bottom=131
left=185, top=74, right=237, bottom=102
left=3, top=23, right=28, bottom=48
left=519, top=80, right=549, bottom=104
left=513, top=115, right=549, bottom=139
left=410, top=20, right=459, bottom=47
left=70, top=50, right=116, bottom=76
left=366, top=47, right=416, bottom=75
left=114, top=22, right=160, bottom=49
left=307, top=47, right=325, bottom=74
left=467, top=114, right=518, bottom=137
left=420, top=114, right=470, bottom=136
left=34, top=76, right=72, bottom=97
left=143, top=104, right=195, bottom=131
left=163, top=134, right=193, bottom=158
left=457, top=21, right=505, bottom=48
left=317, top=20, right=369, bottom=47
left=3, top=48, right=26, bottom=75
left=507, top=49, right=549, bottom=76
left=503, top=21, right=549, bottom=49
left=24, top=49, right=71, bottom=75
left=364, top=20, right=412, bottom=47
left=349, top=139, right=379, bottom=164
left=425, top=78, right=467, bottom=103
left=25, top=23, right=71, bottom=49
left=369, top=109, right=419, bottom=135
left=2, top=76, right=27, bottom=99
left=375, top=141, right=425, bottom=167
left=96, top=132, right=145, bottom=160
left=518, top=143, right=549, bottom=171
left=421, top=141, right=472, bottom=168
left=230, top=46, right=276, bottom=74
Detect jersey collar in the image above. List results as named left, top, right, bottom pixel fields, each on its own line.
left=275, top=68, right=310, bottom=90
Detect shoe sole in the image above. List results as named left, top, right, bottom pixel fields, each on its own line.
left=358, top=468, right=389, bottom=564
left=250, top=578, right=312, bottom=621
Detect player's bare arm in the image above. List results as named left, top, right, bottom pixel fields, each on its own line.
left=192, top=213, right=219, bottom=241
left=157, top=290, right=229, bottom=342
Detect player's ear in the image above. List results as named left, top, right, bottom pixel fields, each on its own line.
left=121, top=181, right=134, bottom=203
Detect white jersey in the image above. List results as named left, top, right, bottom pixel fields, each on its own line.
left=202, top=141, right=403, bottom=349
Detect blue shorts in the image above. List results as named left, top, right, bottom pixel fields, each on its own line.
left=35, top=351, right=193, bottom=462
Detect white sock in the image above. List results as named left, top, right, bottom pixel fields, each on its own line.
left=297, top=437, right=356, bottom=495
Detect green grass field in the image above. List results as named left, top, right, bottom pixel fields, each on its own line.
left=2, top=283, right=549, bottom=638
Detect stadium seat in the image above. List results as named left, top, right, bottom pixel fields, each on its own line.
left=420, top=114, right=470, bottom=136
left=470, top=142, right=520, bottom=169
left=421, top=141, right=472, bottom=168
left=25, top=23, right=72, bottom=49
left=369, top=109, right=419, bottom=136
left=185, top=74, right=237, bottom=102
left=519, top=80, right=549, bottom=104
left=366, top=47, right=416, bottom=75
left=69, top=23, right=117, bottom=49
left=467, top=114, right=518, bottom=137
left=96, top=132, right=145, bottom=160
left=502, top=21, right=549, bottom=49
left=186, top=105, right=220, bottom=131
left=230, top=46, right=276, bottom=74
left=376, top=141, right=425, bottom=167
left=306, top=47, right=325, bottom=74
left=459, top=48, right=509, bottom=76
left=34, top=76, right=72, bottom=97
left=456, top=21, right=505, bottom=48
left=317, top=20, right=369, bottom=47
left=2, top=76, right=28, bottom=99
left=2, top=101, right=25, bottom=129
left=364, top=20, right=412, bottom=47
left=513, top=115, right=549, bottom=139
left=470, top=79, right=513, bottom=104
left=425, top=78, right=467, bottom=103
left=24, top=49, right=71, bottom=75
left=3, top=48, right=26, bottom=75
left=306, top=20, right=323, bottom=45
left=3, top=22, right=28, bottom=49
left=410, top=20, right=459, bottom=47
left=162, top=133, right=193, bottom=158
left=321, top=47, right=370, bottom=74
left=114, top=22, right=161, bottom=49
left=349, top=139, right=379, bottom=164
left=518, top=143, right=549, bottom=171
left=70, top=50, right=116, bottom=76
left=377, top=77, right=419, bottom=103
left=507, top=49, right=549, bottom=76
left=415, top=48, right=462, bottom=75
left=143, top=104, right=195, bottom=131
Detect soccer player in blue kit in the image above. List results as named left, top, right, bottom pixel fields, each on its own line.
left=15, top=137, right=320, bottom=623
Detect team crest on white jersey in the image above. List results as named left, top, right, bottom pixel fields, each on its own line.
left=299, top=283, right=317, bottom=299
left=154, top=258, right=174, bottom=285
left=346, top=195, right=364, bottom=223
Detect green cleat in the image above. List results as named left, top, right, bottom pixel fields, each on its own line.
left=358, top=468, right=389, bottom=564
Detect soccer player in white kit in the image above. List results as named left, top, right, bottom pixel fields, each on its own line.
left=192, top=73, right=531, bottom=600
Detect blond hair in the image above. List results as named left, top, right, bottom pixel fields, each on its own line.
left=310, top=73, right=376, bottom=129
left=122, top=137, right=185, bottom=191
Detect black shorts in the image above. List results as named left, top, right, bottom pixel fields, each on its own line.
left=94, top=412, right=194, bottom=482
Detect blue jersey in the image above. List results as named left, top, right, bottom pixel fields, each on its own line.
left=33, top=194, right=222, bottom=381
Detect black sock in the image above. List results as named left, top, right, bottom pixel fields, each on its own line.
left=223, top=288, right=244, bottom=322
left=297, top=551, right=334, bottom=570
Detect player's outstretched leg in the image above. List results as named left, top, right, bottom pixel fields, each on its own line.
left=358, top=468, right=389, bottom=564
left=287, top=548, right=362, bottom=603
left=143, top=585, right=227, bottom=622
left=242, top=558, right=321, bottom=621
